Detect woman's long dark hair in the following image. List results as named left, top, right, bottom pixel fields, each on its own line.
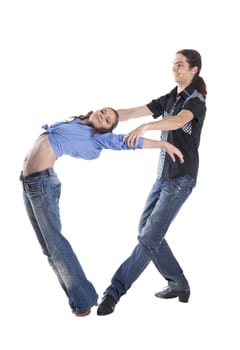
left=177, top=49, right=207, bottom=99
left=70, top=108, right=119, bottom=133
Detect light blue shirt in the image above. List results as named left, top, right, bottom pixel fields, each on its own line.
left=42, top=119, right=144, bottom=160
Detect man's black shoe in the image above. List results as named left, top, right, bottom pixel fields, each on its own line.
left=155, top=286, right=190, bottom=303
left=97, top=294, right=116, bottom=316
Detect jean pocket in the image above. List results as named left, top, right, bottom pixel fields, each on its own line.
left=24, top=181, right=42, bottom=197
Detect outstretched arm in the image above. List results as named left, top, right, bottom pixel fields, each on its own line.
left=95, top=133, right=184, bottom=164
left=125, top=109, right=194, bottom=146
left=117, top=105, right=151, bottom=121
left=142, top=138, right=184, bottom=163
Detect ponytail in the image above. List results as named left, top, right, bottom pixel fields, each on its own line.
left=177, top=49, right=207, bottom=100
left=193, top=75, right=207, bottom=99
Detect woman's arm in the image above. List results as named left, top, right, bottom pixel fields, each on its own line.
left=94, top=133, right=184, bottom=163
left=142, top=139, right=184, bottom=163
left=117, top=105, right=152, bottom=121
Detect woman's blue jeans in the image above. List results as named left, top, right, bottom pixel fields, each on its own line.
left=21, top=168, right=98, bottom=313
left=105, top=175, right=196, bottom=302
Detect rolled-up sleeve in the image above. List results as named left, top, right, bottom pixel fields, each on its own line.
left=94, top=133, right=144, bottom=150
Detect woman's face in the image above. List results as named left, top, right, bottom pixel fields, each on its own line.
left=89, top=108, right=117, bottom=131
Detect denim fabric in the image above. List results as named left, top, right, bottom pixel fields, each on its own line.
left=21, top=169, right=98, bottom=312
left=106, top=175, right=195, bottom=302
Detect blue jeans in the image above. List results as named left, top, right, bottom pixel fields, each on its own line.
left=105, top=175, right=196, bottom=302
left=20, top=168, right=98, bottom=312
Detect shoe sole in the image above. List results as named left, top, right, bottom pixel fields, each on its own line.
left=72, top=309, right=91, bottom=317
left=155, top=291, right=190, bottom=303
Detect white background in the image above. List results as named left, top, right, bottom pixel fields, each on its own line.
left=1, top=0, right=239, bottom=349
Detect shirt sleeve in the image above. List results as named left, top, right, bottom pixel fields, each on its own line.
left=146, top=94, right=169, bottom=119
left=183, top=97, right=206, bottom=122
left=94, top=133, right=144, bottom=150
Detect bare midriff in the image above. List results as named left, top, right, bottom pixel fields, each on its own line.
left=23, top=133, right=56, bottom=176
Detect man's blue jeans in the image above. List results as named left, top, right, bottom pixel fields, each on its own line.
left=21, top=168, right=98, bottom=312
left=105, top=175, right=196, bottom=302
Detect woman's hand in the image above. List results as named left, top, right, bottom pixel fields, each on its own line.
left=123, top=124, right=148, bottom=147
left=164, top=141, right=184, bottom=164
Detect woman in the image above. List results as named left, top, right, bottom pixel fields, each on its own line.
left=20, top=107, right=184, bottom=317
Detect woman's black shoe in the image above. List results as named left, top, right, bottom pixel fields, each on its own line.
left=97, top=294, right=116, bottom=316
left=155, top=286, right=190, bottom=303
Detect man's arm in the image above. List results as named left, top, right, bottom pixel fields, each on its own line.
left=125, top=109, right=194, bottom=146
left=117, top=105, right=151, bottom=121
left=144, top=109, right=194, bottom=131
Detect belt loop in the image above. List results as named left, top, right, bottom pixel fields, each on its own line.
left=47, top=168, right=53, bottom=176
left=19, top=171, right=24, bottom=181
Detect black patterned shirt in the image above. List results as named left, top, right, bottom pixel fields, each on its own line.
left=147, top=83, right=206, bottom=181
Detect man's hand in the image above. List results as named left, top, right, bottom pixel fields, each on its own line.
left=164, top=141, right=184, bottom=164
left=123, top=124, right=148, bottom=147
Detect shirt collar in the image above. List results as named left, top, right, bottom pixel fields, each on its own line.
left=170, top=83, right=195, bottom=101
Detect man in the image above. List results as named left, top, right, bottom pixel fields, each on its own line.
left=97, top=49, right=207, bottom=316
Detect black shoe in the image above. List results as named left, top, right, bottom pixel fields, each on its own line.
left=97, top=294, right=116, bottom=316
left=155, top=286, right=190, bottom=303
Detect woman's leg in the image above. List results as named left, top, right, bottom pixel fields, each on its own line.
left=23, top=189, right=74, bottom=306
left=22, top=171, right=98, bottom=313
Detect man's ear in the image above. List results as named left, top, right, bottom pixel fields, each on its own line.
left=192, top=66, right=198, bottom=75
